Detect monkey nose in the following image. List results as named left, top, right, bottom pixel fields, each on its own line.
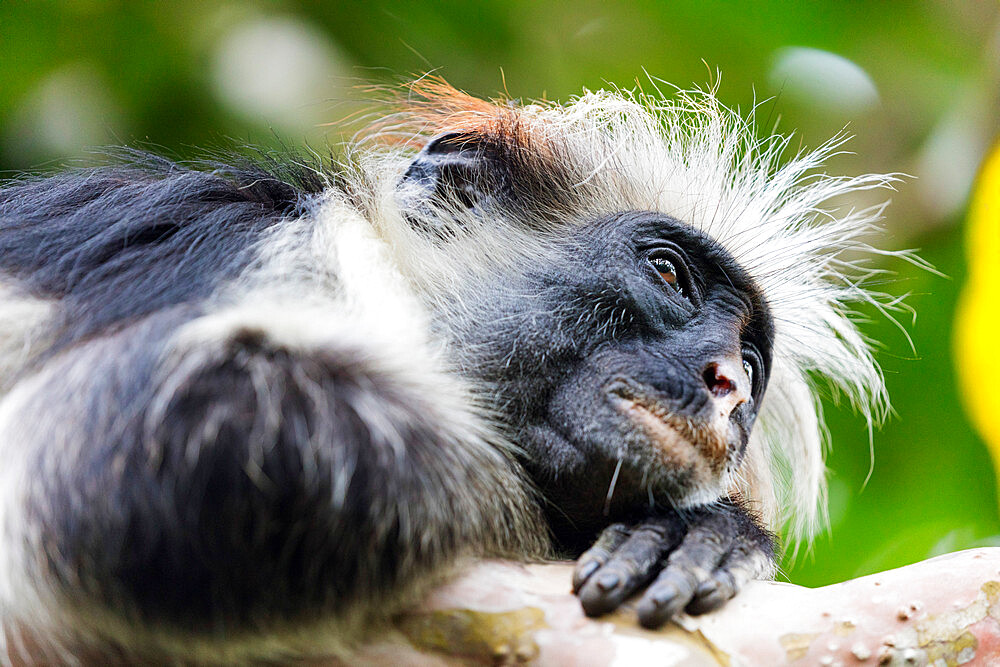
left=702, top=359, right=750, bottom=416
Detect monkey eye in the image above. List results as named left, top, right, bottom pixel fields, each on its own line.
left=741, top=347, right=765, bottom=401
left=649, top=255, right=684, bottom=295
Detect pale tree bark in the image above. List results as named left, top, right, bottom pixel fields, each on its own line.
left=353, top=548, right=1000, bottom=666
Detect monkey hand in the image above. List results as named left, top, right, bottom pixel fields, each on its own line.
left=571, top=500, right=776, bottom=628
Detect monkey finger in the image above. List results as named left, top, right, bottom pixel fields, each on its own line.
left=572, top=523, right=630, bottom=593
left=685, top=539, right=775, bottom=615
left=684, top=569, right=737, bottom=615
left=635, top=524, right=732, bottom=628
left=576, top=523, right=677, bottom=617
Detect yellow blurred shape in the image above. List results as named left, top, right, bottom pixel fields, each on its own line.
left=955, top=142, right=1000, bottom=489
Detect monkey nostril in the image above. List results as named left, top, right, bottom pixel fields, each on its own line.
left=703, top=363, right=736, bottom=397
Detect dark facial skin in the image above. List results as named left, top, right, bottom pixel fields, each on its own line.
left=465, top=211, right=771, bottom=530
left=459, top=210, right=777, bottom=625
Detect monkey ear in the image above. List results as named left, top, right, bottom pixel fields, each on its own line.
left=396, top=132, right=510, bottom=234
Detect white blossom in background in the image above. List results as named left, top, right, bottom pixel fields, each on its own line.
left=210, top=15, right=353, bottom=134
left=769, top=46, right=880, bottom=115
left=915, top=91, right=993, bottom=219
left=2, top=63, right=127, bottom=165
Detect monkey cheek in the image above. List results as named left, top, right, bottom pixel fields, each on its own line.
left=725, top=422, right=751, bottom=470
left=614, top=398, right=727, bottom=496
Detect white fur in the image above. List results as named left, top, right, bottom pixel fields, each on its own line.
left=170, top=190, right=492, bottom=457
left=0, top=343, right=121, bottom=666
left=0, top=284, right=54, bottom=395
left=0, top=306, right=54, bottom=656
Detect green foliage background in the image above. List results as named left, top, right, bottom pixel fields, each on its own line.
left=2, top=1, right=998, bottom=587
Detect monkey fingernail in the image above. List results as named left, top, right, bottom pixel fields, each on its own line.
left=595, top=572, right=621, bottom=591
left=686, top=572, right=738, bottom=615
left=694, top=579, right=718, bottom=597
left=647, top=583, right=679, bottom=607
left=573, top=561, right=600, bottom=590
left=686, top=589, right=727, bottom=615
left=637, top=589, right=684, bottom=629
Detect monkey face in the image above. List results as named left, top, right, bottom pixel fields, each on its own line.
left=458, top=210, right=774, bottom=538
left=401, top=130, right=773, bottom=539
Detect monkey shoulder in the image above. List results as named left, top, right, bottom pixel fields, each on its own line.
left=0, top=154, right=341, bottom=352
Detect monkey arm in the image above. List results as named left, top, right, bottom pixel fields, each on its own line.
left=0, top=307, right=545, bottom=659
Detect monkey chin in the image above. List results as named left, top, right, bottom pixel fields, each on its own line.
left=609, top=391, right=739, bottom=506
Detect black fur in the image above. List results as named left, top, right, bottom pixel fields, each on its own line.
left=0, top=152, right=325, bottom=352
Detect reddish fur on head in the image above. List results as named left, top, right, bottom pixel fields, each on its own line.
left=365, top=76, right=546, bottom=155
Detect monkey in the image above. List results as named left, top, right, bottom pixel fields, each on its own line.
left=0, top=79, right=897, bottom=662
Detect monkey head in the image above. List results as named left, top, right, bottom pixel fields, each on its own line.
left=388, top=81, right=896, bottom=542
left=400, top=130, right=775, bottom=543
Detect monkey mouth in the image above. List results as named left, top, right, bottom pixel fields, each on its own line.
left=606, top=383, right=730, bottom=472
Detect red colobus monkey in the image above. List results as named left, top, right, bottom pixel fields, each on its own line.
left=0, top=80, right=897, bottom=662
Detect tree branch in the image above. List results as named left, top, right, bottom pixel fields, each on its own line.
left=355, top=548, right=1000, bottom=665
